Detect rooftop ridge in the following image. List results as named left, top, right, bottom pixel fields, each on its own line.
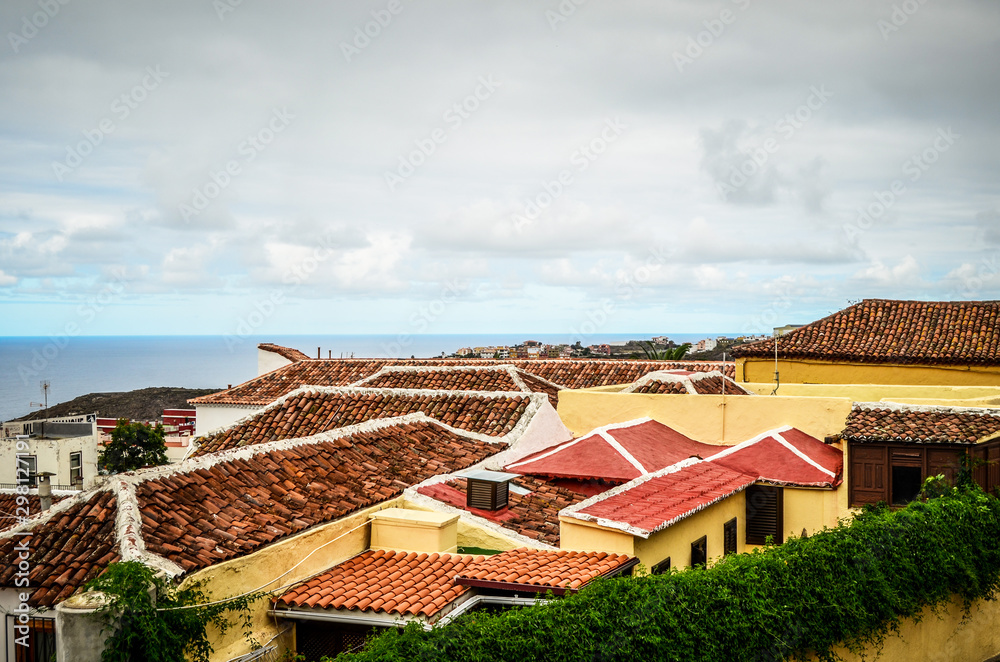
left=852, top=401, right=1000, bottom=416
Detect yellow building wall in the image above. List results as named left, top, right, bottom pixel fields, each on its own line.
left=181, top=499, right=401, bottom=662
left=556, top=390, right=854, bottom=442
left=782, top=487, right=841, bottom=541
left=560, top=493, right=746, bottom=571
left=739, top=381, right=1000, bottom=402
left=739, top=357, right=1000, bottom=387
left=799, top=594, right=1000, bottom=662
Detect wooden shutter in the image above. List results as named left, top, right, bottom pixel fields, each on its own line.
left=691, top=536, right=707, bottom=567
left=723, top=517, right=737, bottom=555
left=651, top=557, right=671, bottom=575
left=746, top=485, right=783, bottom=545
left=849, top=444, right=888, bottom=507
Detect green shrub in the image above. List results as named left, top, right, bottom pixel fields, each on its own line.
left=338, top=485, right=1000, bottom=662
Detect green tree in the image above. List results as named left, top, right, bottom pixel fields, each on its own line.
left=99, top=419, right=168, bottom=474
left=638, top=340, right=692, bottom=361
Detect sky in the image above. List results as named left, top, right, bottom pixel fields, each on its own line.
left=1, top=0, right=998, bottom=340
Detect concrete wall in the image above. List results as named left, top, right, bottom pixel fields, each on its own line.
left=0, top=433, right=99, bottom=489
left=556, top=390, right=854, bottom=442
left=193, top=403, right=263, bottom=438
left=739, top=357, right=1000, bottom=387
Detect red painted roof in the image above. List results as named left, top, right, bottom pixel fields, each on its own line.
left=567, top=460, right=757, bottom=536
left=506, top=419, right=719, bottom=484
left=706, top=427, right=843, bottom=488
left=732, top=299, right=1000, bottom=366
left=274, top=550, right=481, bottom=617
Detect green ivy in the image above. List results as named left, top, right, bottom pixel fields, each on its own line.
left=84, top=562, right=261, bottom=662
left=337, top=484, right=1000, bottom=662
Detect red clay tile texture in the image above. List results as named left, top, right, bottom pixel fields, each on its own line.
left=732, top=299, right=1000, bottom=366
left=139, top=421, right=499, bottom=573
left=0, top=490, right=119, bottom=608
left=362, top=368, right=523, bottom=392
left=455, top=547, right=633, bottom=591
left=193, top=390, right=530, bottom=456
left=0, top=494, right=68, bottom=533
left=418, top=476, right=590, bottom=546
left=190, top=359, right=733, bottom=406
left=578, top=463, right=756, bottom=534
left=842, top=405, right=1000, bottom=444
left=258, top=343, right=311, bottom=363
left=274, top=549, right=483, bottom=617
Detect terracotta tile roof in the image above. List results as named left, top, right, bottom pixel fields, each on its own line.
left=707, top=427, right=843, bottom=488
left=0, top=417, right=498, bottom=607
left=258, top=343, right=310, bottom=363
left=842, top=403, right=1000, bottom=445
left=0, top=493, right=68, bottom=532
left=189, top=358, right=732, bottom=406
left=622, top=370, right=752, bottom=396
left=731, top=299, right=1000, bottom=366
left=274, top=549, right=482, bottom=617
left=0, top=490, right=119, bottom=607
left=564, top=459, right=757, bottom=537
left=192, top=387, right=533, bottom=457
left=514, top=370, right=563, bottom=407
left=358, top=366, right=523, bottom=392
left=454, top=548, right=635, bottom=595
left=505, top=419, right=719, bottom=484
left=417, top=476, right=590, bottom=547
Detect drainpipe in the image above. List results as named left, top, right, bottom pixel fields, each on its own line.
left=37, top=472, right=54, bottom=511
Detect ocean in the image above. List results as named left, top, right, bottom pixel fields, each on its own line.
left=0, top=333, right=723, bottom=421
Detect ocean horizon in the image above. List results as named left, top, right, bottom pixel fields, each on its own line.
left=0, top=332, right=732, bottom=421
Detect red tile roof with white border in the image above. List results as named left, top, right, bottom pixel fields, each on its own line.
left=453, top=548, right=636, bottom=595
left=563, top=458, right=757, bottom=537
left=505, top=418, right=719, bottom=484
left=705, top=426, right=843, bottom=488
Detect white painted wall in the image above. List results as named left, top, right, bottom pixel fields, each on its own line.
left=487, top=401, right=573, bottom=468
left=0, top=433, right=99, bottom=489
left=193, top=404, right=263, bottom=437
left=257, top=347, right=294, bottom=377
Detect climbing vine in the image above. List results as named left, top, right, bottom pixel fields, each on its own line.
left=84, top=562, right=262, bottom=662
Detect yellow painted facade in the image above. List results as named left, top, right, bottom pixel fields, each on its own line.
left=738, top=357, right=1000, bottom=387
left=782, top=486, right=842, bottom=539
left=739, top=381, right=1000, bottom=402
left=798, top=594, right=1000, bottom=662
left=556, top=389, right=854, bottom=442
left=370, top=508, right=459, bottom=554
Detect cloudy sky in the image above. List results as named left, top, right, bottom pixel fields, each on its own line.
left=1, top=0, right=998, bottom=339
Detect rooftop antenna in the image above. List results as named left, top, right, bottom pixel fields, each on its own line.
left=29, top=380, right=51, bottom=437
left=771, top=333, right=780, bottom=396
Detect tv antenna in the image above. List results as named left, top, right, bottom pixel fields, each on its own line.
left=29, top=381, right=51, bottom=437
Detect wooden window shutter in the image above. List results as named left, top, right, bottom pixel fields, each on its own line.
left=691, top=536, right=707, bottom=568
left=723, top=517, right=738, bottom=555
left=745, top=485, right=783, bottom=545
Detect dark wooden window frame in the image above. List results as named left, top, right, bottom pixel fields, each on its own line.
left=723, top=517, right=738, bottom=555
left=746, top=485, right=783, bottom=545
left=651, top=557, right=671, bottom=575
left=690, top=536, right=707, bottom=568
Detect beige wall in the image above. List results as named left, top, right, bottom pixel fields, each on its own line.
left=783, top=487, right=841, bottom=540
left=739, top=357, right=1000, bottom=387
left=556, top=390, right=854, bottom=442
left=739, top=381, right=1000, bottom=402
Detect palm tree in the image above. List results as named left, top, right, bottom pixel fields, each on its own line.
left=638, top=340, right=691, bottom=361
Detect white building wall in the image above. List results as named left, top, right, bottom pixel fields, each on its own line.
left=193, top=404, right=264, bottom=437
left=257, top=347, right=295, bottom=377
left=0, top=434, right=100, bottom=490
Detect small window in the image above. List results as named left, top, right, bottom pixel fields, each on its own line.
left=16, top=455, right=37, bottom=487
left=723, top=518, right=738, bottom=555
left=651, top=557, right=671, bottom=575
left=746, top=485, right=783, bottom=545
left=891, top=466, right=922, bottom=505
left=691, top=536, right=707, bottom=568
left=70, top=452, right=83, bottom=487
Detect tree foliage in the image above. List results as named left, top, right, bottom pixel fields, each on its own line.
left=638, top=340, right=692, bottom=361
left=338, top=484, right=1000, bottom=662
left=99, top=418, right=168, bottom=474
left=84, top=561, right=260, bottom=662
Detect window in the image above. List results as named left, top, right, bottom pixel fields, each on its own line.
left=9, top=615, right=56, bottom=662
left=690, top=536, right=707, bottom=568
left=746, top=485, right=783, bottom=545
left=723, top=517, right=738, bottom=555
left=70, top=452, right=83, bottom=487
left=16, top=455, right=36, bottom=488
left=891, top=466, right=922, bottom=505
left=651, top=557, right=671, bottom=575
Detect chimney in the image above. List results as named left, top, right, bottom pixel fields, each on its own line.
left=464, top=470, right=519, bottom=511
left=37, top=472, right=54, bottom=512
